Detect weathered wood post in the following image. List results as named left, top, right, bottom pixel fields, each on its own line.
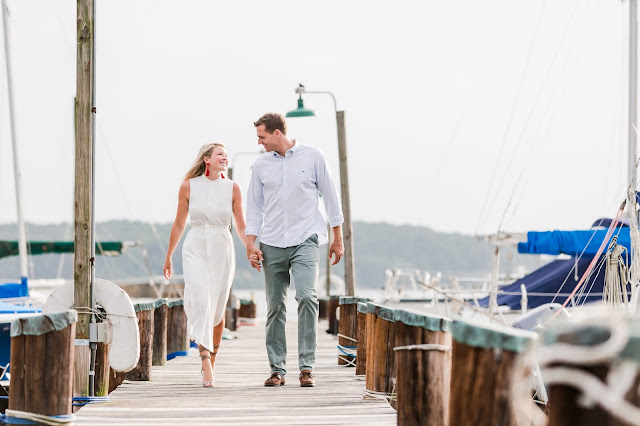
left=93, top=339, right=109, bottom=397
left=126, top=302, right=155, bottom=381
left=449, top=319, right=540, bottom=426
left=540, top=315, right=640, bottom=425
left=393, top=309, right=452, bottom=426
left=238, top=298, right=257, bottom=319
left=167, top=299, right=189, bottom=360
left=364, top=303, right=396, bottom=406
left=152, top=298, right=168, bottom=366
left=7, top=311, right=76, bottom=425
left=356, top=302, right=371, bottom=376
left=337, top=297, right=372, bottom=366
left=73, top=0, right=94, bottom=400
left=319, top=296, right=329, bottom=320
left=327, top=295, right=341, bottom=335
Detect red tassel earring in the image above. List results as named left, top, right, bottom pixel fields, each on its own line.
left=205, top=164, right=209, bottom=177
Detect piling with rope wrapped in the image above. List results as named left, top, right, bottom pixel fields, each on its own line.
left=393, top=309, right=452, bottom=426
left=356, top=302, right=371, bottom=375
left=7, top=310, right=76, bottom=425
left=449, top=319, right=540, bottom=426
left=540, top=315, right=640, bottom=426
left=152, top=298, right=168, bottom=366
left=364, top=303, right=397, bottom=407
left=125, top=302, right=155, bottom=381
left=337, top=297, right=373, bottom=366
left=167, top=299, right=189, bottom=360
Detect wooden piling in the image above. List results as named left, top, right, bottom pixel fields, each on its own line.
left=356, top=302, right=370, bottom=376
left=8, top=311, right=76, bottom=424
left=449, top=319, right=539, bottom=426
left=319, top=297, right=329, bottom=320
left=126, top=302, right=155, bottom=381
left=327, top=295, right=341, bottom=335
left=238, top=299, right=257, bottom=319
left=364, top=303, right=396, bottom=406
left=152, top=299, right=168, bottom=366
left=337, top=297, right=373, bottom=366
left=540, top=315, right=640, bottom=426
left=393, top=309, right=452, bottom=426
left=167, top=299, right=189, bottom=360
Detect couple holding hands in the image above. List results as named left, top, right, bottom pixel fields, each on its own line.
left=163, top=112, right=344, bottom=388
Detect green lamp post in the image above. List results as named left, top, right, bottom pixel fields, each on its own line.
left=286, top=84, right=356, bottom=297
left=285, top=95, right=316, bottom=118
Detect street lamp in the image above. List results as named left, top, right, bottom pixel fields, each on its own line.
left=286, top=84, right=356, bottom=297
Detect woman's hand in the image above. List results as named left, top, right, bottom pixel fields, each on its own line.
left=163, top=258, right=172, bottom=279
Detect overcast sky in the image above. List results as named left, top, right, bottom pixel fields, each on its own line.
left=0, top=0, right=633, bottom=236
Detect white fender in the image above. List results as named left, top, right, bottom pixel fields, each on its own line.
left=42, top=279, right=140, bottom=372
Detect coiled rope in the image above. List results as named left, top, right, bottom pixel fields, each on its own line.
left=337, top=334, right=357, bottom=367
left=2, top=410, right=75, bottom=425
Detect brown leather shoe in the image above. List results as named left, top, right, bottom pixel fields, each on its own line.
left=264, top=372, right=285, bottom=387
left=299, top=370, right=316, bottom=387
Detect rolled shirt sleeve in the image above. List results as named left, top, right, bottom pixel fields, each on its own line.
left=315, top=150, right=344, bottom=228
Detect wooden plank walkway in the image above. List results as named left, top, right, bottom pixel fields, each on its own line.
left=75, top=319, right=397, bottom=425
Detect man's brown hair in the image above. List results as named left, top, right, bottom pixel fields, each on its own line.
left=254, top=113, right=287, bottom=135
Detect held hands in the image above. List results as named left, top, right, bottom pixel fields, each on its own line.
left=246, top=244, right=264, bottom=272
left=163, top=258, right=172, bottom=279
left=329, top=239, right=344, bottom=265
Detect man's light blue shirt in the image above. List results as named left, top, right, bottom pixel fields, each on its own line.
left=246, top=141, right=344, bottom=248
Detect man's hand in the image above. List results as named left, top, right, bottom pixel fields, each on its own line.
left=246, top=242, right=264, bottom=272
left=329, top=239, right=344, bottom=265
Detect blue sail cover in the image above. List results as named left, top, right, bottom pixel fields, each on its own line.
left=517, top=228, right=631, bottom=257
left=477, top=256, right=610, bottom=310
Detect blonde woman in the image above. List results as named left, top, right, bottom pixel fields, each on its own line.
left=164, top=142, right=248, bottom=388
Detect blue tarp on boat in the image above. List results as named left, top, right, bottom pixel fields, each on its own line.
left=477, top=256, right=610, bottom=310
left=0, top=301, right=40, bottom=314
left=517, top=228, right=631, bottom=257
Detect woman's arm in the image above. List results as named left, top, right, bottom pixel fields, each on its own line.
left=232, top=182, right=249, bottom=248
left=163, top=180, right=190, bottom=279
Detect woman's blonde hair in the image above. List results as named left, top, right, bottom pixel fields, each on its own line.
left=183, top=142, right=226, bottom=181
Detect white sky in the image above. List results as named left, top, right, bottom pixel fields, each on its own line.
left=0, top=0, right=633, bottom=235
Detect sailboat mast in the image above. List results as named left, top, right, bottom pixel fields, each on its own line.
left=2, top=0, right=28, bottom=284
left=630, top=0, right=638, bottom=188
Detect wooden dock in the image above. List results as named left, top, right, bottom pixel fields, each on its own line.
left=75, top=319, right=397, bottom=425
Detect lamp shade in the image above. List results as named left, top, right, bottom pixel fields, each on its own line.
left=286, top=96, right=316, bottom=118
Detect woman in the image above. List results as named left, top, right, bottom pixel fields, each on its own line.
left=163, top=142, right=248, bottom=388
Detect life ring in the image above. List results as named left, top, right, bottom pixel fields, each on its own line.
left=42, top=279, right=140, bottom=372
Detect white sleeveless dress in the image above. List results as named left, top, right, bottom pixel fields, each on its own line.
left=182, top=174, right=235, bottom=352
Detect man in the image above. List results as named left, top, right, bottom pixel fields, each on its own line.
left=245, top=112, right=344, bottom=387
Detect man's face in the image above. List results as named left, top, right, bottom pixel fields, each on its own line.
left=256, top=124, right=278, bottom=152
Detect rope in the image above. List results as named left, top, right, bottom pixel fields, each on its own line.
left=338, top=355, right=356, bottom=367
left=362, top=389, right=396, bottom=402
left=541, top=367, right=640, bottom=425
left=2, top=410, right=75, bottom=425
left=547, top=201, right=626, bottom=323
left=393, top=344, right=452, bottom=352
left=72, top=396, right=109, bottom=407
left=337, top=333, right=357, bottom=343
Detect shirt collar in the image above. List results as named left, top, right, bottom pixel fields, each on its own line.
left=272, top=139, right=299, bottom=158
